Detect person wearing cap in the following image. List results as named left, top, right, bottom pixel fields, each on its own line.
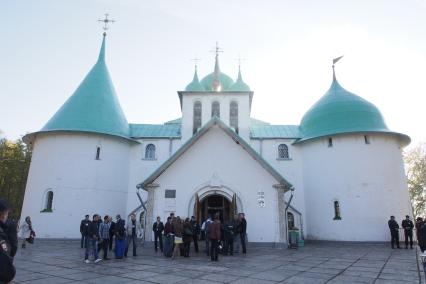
left=388, top=215, right=401, bottom=249
left=0, top=199, right=16, bottom=283
left=402, top=215, right=414, bottom=249
left=80, top=214, right=90, bottom=249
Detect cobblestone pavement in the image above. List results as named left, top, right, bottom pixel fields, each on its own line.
left=11, top=240, right=423, bottom=284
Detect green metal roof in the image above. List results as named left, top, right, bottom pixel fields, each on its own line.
left=229, top=68, right=251, bottom=91
left=185, top=67, right=205, bottom=91
left=138, top=117, right=293, bottom=191
left=200, top=71, right=234, bottom=91
left=251, top=125, right=301, bottom=139
left=41, top=35, right=130, bottom=139
left=298, top=75, right=410, bottom=144
left=129, top=123, right=181, bottom=138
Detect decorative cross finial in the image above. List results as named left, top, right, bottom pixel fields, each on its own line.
left=98, top=13, right=115, bottom=36
left=332, top=55, right=344, bottom=81
left=191, top=57, right=201, bottom=68
left=235, top=54, right=246, bottom=68
left=210, top=41, right=224, bottom=56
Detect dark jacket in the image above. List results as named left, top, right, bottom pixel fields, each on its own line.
left=388, top=219, right=399, bottom=234
left=164, top=222, right=173, bottom=235
left=402, top=219, right=414, bottom=231
left=209, top=220, right=221, bottom=240
left=115, top=219, right=126, bottom=239
left=240, top=218, right=247, bottom=233
left=0, top=222, right=16, bottom=283
left=190, top=220, right=200, bottom=235
left=183, top=222, right=193, bottom=242
left=109, top=221, right=116, bottom=236
left=88, top=221, right=100, bottom=239
left=223, top=220, right=234, bottom=240
left=153, top=221, right=164, bottom=235
left=5, top=219, right=18, bottom=258
left=80, top=219, right=90, bottom=236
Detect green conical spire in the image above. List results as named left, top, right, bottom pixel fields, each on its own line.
left=41, top=34, right=130, bottom=139
left=185, top=65, right=205, bottom=91
left=229, top=65, right=250, bottom=91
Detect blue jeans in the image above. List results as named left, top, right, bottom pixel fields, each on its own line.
left=84, top=238, right=99, bottom=260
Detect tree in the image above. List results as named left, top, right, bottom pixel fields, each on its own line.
left=0, top=138, right=32, bottom=219
left=404, top=143, right=426, bottom=217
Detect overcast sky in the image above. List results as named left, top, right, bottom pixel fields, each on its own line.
left=1, top=0, right=425, bottom=147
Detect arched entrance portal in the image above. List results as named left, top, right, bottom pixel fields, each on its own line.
left=200, top=194, right=231, bottom=222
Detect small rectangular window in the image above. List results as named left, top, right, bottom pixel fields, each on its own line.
left=328, top=137, right=333, bottom=147
left=165, top=189, right=176, bottom=198
left=95, top=147, right=101, bottom=160
left=333, top=200, right=341, bottom=220
left=364, top=135, right=370, bottom=145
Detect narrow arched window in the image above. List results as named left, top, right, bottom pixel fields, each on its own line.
left=333, top=200, right=341, bottom=220
left=95, top=146, right=101, bottom=160
left=193, top=101, right=202, bottom=134
left=278, top=144, right=289, bottom=159
left=230, top=101, right=238, bottom=133
left=211, top=101, right=220, bottom=118
left=328, top=137, right=333, bottom=147
left=145, top=144, right=156, bottom=160
left=287, top=212, right=295, bottom=229
left=42, top=191, right=53, bottom=212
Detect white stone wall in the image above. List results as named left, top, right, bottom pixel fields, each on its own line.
left=300, top=133, right=411, bottom=241
left=180, top=92, right=251, bottom=143
left=251, top=138, right=307, bottom=237
left=125, top=138, right=182, bottom=215
left=21, top=133, right=131, bottom=238
left=150, top=126, right=284, bottom=243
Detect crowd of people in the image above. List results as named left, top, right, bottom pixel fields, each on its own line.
left=388, top=214, right=426, bottom=250
left=80, top=211, right=248, bottom=263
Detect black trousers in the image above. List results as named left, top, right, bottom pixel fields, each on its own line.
left=240, top=233, right=247, bottom=253
left=404, top=230, right=413, bottom=247
left=101, top=238, right=109, bottom=259
left=224, top=238, right=233, bottom=255
left=391, top=231, right=400, bottom=248
left=183, top=241, right=191, bottom=257
left=210, top=239, right=219, bottom=261
left=154, top=233, right=163, bottom=252
left=192, top=234, right=199, bottom=252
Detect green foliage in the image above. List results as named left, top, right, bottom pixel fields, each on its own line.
left=0, top=138, right=32, bottom=218
left=404, top=143, right=426, bottom=217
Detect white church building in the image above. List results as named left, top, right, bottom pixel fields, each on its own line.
left=21, top=34, right=412, bottom=244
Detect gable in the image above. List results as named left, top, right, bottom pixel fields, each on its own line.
left=138, top=118, right=292, bottom=191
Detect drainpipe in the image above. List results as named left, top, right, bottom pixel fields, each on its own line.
left=284, top=187, right=295, bottom=248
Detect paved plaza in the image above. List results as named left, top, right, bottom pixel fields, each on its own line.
left=11, top=240, right=423, bottom=284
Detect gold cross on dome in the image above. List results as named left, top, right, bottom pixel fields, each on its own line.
left=210, top=42, right=224, bottom=56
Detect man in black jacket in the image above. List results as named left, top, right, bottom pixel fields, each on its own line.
left=5, top=218, right=18, bottom=259
left=0, top=199, right=16, bottom=284
left=388, top=216, right=400, bottom=249
left=108, top=216, right=115, bottom=251
left=190, top=216, right=200, bottom=252
left=80, top=215, right=90, bottom=248
left=84, top=214, right=102, bottom=263
left=402, top=215, right=414, bottom=249
left=152, top=216, right=164, bottom=253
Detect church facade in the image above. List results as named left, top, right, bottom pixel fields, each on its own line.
left=20, top=35, right=412, bottom=244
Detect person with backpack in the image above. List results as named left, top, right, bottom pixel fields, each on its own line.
left=0, top=199, right=16, bottom=284
left=202, top=216, right=212, bottom=256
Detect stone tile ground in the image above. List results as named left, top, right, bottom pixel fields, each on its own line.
left=11, top=240, right=424, bottom=283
